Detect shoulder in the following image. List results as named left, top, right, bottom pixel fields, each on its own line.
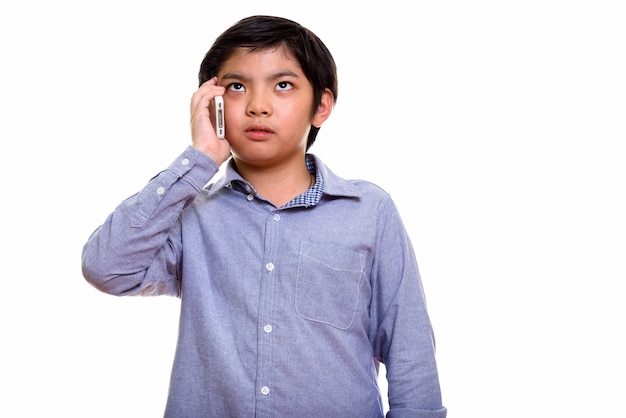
left=312, top=154, right=392, bottom=202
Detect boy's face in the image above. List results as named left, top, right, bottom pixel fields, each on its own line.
left=216, top=45, right=325, bottom=168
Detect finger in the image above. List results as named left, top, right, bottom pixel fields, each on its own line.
left=190, top=92, right=225, bottom=124
left=190, top=77, right=224, bottom=110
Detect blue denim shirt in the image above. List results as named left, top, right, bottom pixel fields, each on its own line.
left=82, top=146, right=446, bottom=418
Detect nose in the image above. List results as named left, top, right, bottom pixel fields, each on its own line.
left=246, top=90, right=272, bottom=116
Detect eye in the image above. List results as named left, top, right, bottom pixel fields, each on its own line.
left=227, top=83, right=245, bottom=92
left=276, top=81, right=293, bottom=91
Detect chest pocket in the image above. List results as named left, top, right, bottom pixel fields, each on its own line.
left=295, top=241, right=365, bottom=330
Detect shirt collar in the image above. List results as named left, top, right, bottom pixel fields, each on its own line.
left=205, top=154, right=361, bottom=203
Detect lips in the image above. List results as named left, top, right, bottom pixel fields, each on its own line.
left=245, top=124, right=274, bottom=140
left=245, top=124, right=274, bottom=134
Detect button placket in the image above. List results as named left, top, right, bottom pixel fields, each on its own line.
left=256, top=210, right=279, bottom=411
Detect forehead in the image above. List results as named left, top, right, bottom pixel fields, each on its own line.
left=219, top=45, right=301, bottom=76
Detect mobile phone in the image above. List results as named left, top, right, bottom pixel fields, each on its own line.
left=214, top=96, right=225, bottom=139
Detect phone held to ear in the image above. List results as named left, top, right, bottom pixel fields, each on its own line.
left=214, top=96, right=225, bottom=139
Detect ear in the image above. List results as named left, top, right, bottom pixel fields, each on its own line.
left=311, top=88, right=334, bottom=128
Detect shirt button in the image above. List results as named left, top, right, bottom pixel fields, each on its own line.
left=273, top=214, right=280, bottom=222
left=246, top=194, right=254, bottom=201
left=263, top=324, right=273, bottom=334
left=181, top=158, right=190, bottom=166
left=156, top=186, right=165, bottom=195
left=265, top=262, right=274, bottom=272
left=261, top=386, right=270, bottom=395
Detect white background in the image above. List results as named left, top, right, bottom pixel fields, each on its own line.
left=1, top=1, right=624, bottom=416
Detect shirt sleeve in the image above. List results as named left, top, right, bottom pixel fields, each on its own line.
left=370, top=196, right=447, bottom=418
left=81, top=146, right=219, bottom=297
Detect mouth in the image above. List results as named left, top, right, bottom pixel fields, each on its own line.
left=245, top=124, right=274, bottom=140
left=246, top=124, right=274, bottom=134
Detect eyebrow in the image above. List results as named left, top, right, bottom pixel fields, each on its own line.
left=220, top=70, right=300, bottom=83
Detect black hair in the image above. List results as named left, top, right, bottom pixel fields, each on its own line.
left=198, top=15, right=338, bottom=150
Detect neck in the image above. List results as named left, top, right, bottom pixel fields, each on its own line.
left=235, top=158, right=313, bottom=207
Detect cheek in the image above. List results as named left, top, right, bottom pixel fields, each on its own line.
left=279, top=101, right=315, bottom=125
left=223, top=101, right=242, bottom=129
left=224, top=112, right=235, bottom=129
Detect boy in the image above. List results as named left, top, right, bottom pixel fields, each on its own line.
left=82, top=15, right=446, bottom=417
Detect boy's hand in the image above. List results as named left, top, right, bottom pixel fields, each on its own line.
left=190, top=77, right=230, bottom=165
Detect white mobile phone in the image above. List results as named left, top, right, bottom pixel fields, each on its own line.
left=214, top=96, right=225, bottom=139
